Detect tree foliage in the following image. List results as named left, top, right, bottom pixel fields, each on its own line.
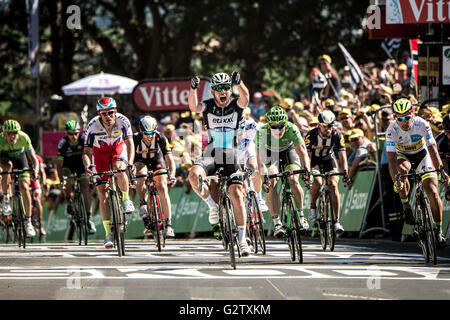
left=1, top=0, right=381, bottom=116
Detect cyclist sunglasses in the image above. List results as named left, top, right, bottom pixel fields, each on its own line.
left=396, top=115, right=412, bottom=122
left=4, top=131, right=18, bottom=136
left=212, top=84, right=231, bottom=92
left=143, top=131, right=154, bottom=136
left=67, top=132, right=80, bottom=136
left=100, top=110, right=115, bottom=116
left=270, top=124, right=285, bottom=130
left=319, top=123, right=332, bottom=128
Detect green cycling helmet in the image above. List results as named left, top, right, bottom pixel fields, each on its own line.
left=392, top=98, right=413, bottom=115
left=266, top=106, right=288, bottom=126
left=2, top=119, right=21, bottom=132
left=64, top=120, right=80, bottom=132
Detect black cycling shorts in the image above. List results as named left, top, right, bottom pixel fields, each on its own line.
left=0, top=152, right=30, bottom=180
left=194, top=148, right=242, bottom=185
left=311, top=153, right=338, bottom=173
left=135, top=152, right=166, bottom=172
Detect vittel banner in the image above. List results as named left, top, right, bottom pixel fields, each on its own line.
left=386, top=0, right=450, bottom=24
left=132, top=78, right=212, bottom=112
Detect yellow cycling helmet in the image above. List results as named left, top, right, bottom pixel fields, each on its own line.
left=392, top=98, right=413, bottom=115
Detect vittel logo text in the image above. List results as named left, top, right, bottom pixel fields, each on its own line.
left=139, top=86, right=189, bottom=108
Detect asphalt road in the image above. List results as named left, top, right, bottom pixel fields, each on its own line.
left=0, top=236, right=450, bottom=302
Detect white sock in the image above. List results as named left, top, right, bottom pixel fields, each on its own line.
left=298, top=208, right=304, bottom=217
left=272, top=214, right=281, bottom=226
left=205, top=195, right=218, bottom=209
left=238, top=226, right=246, bottom=243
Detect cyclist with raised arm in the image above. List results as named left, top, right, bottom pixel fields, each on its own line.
left=306, top=110, right=350, bottom=235
left=0, top=120, right=39, bottom=237
left=386, top=98, right=448, bottom=249
left=134, top=116, right=177, bottom=238
left=188, top=72, right=252, bottom=256
left=256, top=106, right=311, bottom=238
left=82, top=97, right=135, bottom=249
left=56, top=120, right=96, bottom=236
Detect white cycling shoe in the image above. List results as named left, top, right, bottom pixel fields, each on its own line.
left=2, top=196, right=12, bottom=216
left=26, top=222, right=36, bottom=237
left=123, top=200, right=135, bottom=214
left=239, top=241, right=251, bottom=257
left=166, top=226, right=175, bottom=238
left=299, top=216, right=309, bottom=231
left=334, top=222, right=344, bottom=235
left=208, top=206, right=219, bottom=225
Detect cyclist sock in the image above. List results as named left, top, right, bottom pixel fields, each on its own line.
left=237, top=226, right=246, bottom=243
left=166, top=218, right=172, bottom=226
left=272, top=215, right=281, bottom=226
left=298, top=208, right=304, bottom=217
left=121, top=191, right=129, bottom=201
left=400, top=197, right=409, bottom=204
left=103, top=220, right=112, bottom=237
left=205, top=195, right=218, bottom=208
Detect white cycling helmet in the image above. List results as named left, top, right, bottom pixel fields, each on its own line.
left=210, top=73, right=232, bottom=87
left=139, top=116, right=158, bottom=134
left=318, top=110, right=336, bottom=124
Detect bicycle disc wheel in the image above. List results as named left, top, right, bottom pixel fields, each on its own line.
left=289, top=197, right=303, bottom=264
left=223, top=196, right=236, bottom=269
left=150, top=194, right=162, bottom=252
left=318, top=195, right=327, bottom=251
left=422, top=196, right=437, bottom=265
left=326, top=193, right=336, bottom=252
left=251, top=192, right=266, bottom=255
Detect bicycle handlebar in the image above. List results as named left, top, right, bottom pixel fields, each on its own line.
left=396, top=168, right=445, bottom=184
left=135, top=169, right=170, bottom=179
left=266, top=169, right=308, bottom=180
left=312, top=171, right=346, bottom=178
left=0, top=168, right=34, bottom=175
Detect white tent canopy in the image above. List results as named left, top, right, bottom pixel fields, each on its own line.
left=62, top=71, right=138, bottom=96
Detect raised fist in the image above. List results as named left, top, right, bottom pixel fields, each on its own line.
left=191, top=76, right=200, bottom=90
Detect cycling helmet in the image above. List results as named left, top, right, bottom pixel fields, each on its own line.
left=138, top=115, right=158, bottom=134
left=64, top=120, right=80, bottom=132
left=443, top=114, right=450, bottom=131
left=2, top=119, right=21, bottom=132
left=96, top=97, right=117, bottom=111
left=266, top=106, right=288, bottom=126
left=318, top=110, right=336, bottom=124
left=392, top=97, right=413, bottom=115
left=210, top=73, right=232, bottom=88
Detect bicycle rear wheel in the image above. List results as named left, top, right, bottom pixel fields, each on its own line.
left=288, top=197, right=303, bottom=264
left=223, top=196, right=236, bottom=269
left=110, top=191, right=125, bottom=257
left=251, top=192, right=266, bottom=255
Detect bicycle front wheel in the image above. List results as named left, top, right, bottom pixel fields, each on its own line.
left=288, top=197, right=303, bottom=264
left=281, top=196, right=295, bottom=261
left=76, top=193, right=89, bottom=246
left=317, top=194, right=327, bottom=251
left=422, top=195, right=437, bottom=265
left=110, top=191, right=125, bottom=257
left=150, top=193, right=164, bottom=252
left=223, top=196, right=236, bottom=269
left=12, top=195, right=26, bottom=248
left=324, top=192, right=336, bottom=252
left=251, top=192, right=266, bottom=255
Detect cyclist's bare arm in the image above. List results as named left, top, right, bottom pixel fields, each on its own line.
left=428, top=143, right=444, bottom=172
left=165, top=154, right=176, bottom=177
left=236, top=80, right=250, bottom=108
left=82, top=147, right=93, bottom=174
left=188, top=83, right=203, bottom=113
left=295, top=144, right=311, bottom=171
left=124, top=136, right=135, bottom=165
left=387, top=151, right=399, bottom=182
left=26, top=151, right=39, bottom=176
left=337, top=150, right=348, bottom=173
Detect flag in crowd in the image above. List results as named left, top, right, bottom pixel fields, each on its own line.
left=409, top=38, right=421, bottom=85
left=381, top=38, right=402, bottom=59
left=338, top=42, right=365, bottom=86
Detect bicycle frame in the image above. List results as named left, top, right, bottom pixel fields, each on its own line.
left=136, top=169, right=169, bottom=251
left=0, top=168, right=33, bottom=248
left=396, top=168, right=443, bottom=265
